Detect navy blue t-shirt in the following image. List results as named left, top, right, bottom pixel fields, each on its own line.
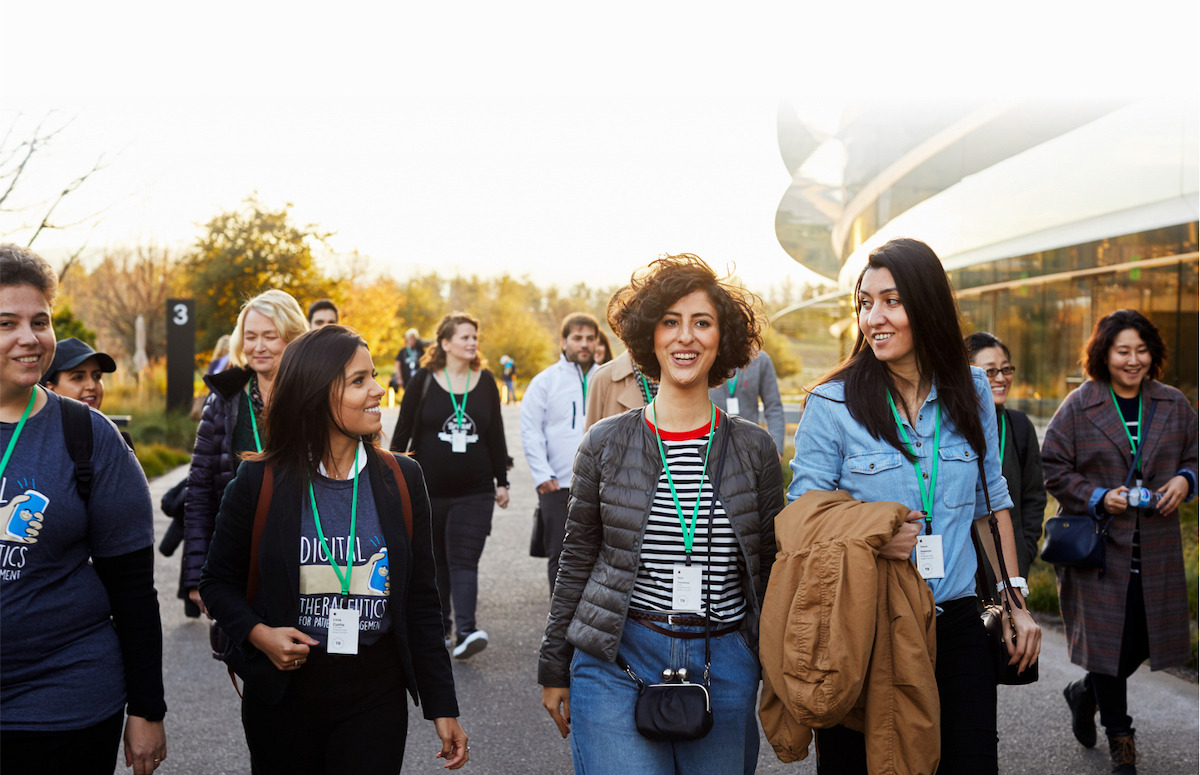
left=0, top=391, right=154, bottom=731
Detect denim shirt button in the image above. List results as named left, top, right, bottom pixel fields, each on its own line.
left=916, top=441, right=922, bottom=447
left=869, top=463, right=875, bottom=469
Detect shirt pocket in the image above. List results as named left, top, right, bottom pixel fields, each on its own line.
left=846, top=450, right=905, bottom=476
left=939, top=441, right=980, bottom=508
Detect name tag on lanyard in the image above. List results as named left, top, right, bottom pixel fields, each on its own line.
left=451, top=430, right=468, bottom=453
left=915, top=534, right=945, bottom=579
left=672, top=564, right=704, bottom=612
left=726, top=397, right=740, bottom=416
left=328, top=605, right=360, bottom=655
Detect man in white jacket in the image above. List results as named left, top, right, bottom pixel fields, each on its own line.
left=520, top=312, right=599, bottom=593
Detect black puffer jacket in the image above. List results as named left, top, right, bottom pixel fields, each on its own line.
left=183, top=367, right=253, bottom=591
left=538, top=408, right=784, bottom=688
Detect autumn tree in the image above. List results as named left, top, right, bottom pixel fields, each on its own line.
left=184, top=196, right=331, bottom=350
left=63, top=243, right=184, bottom=362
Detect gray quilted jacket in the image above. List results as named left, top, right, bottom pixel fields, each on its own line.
left=537, top=408, right=784, bottom=687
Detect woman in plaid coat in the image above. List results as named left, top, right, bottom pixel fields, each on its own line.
left=1042, top=309, right=1197, bottom=775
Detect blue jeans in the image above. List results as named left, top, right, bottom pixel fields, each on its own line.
left=569, top=616, right=760, bottom=775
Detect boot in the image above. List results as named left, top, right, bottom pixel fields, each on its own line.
left=1106, top=728, right=1137, bottom=775
left=1063, top=678, right=1097, bottom=748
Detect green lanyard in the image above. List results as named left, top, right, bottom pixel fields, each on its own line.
left=579, top=365, right=589, bottom=406
left=638, top=373, right=653, bottom=405
left=1108, top=385, right=1144, bottom=469
left=245, top=388, right=263, bottom=453
left=445, top=368, right=472, bottom=430
left=649, top=400, right=716, bottom=557
left=727, top=373, right=739, bottom=397
left=886, top=392, right=941, bottom=535
left=998, top=411, right=1007, bottom=464
left=308, top=443, right=360, bottom=605
left=0, top=388, right=38, bottom=482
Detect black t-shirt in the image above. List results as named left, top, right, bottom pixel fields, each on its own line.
left=409, top=371, right=509, bottom=497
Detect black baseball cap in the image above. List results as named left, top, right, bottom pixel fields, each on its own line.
left=41, top=338, right=117, bottom=384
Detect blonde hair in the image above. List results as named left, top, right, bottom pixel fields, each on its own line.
left=229, top=289, right=308, bottom=368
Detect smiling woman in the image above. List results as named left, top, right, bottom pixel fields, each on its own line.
left=199, top=324, right=469, bottom=772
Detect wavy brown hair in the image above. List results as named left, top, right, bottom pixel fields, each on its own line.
left=607, top=254, right=761, bottom=388
left=1082, top=309, right=1166, bottom=383
left=420, top=312, right=484, bottom=372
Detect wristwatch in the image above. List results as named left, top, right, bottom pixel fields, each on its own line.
left=997, top=576, right=1029, bottom=598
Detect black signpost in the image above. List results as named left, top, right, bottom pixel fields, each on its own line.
left=166, top=298, right=195, bottom=413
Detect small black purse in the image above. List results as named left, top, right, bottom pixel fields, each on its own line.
left=1040, top=401, right=1156, bottom=579
left=616, top=417, right=730, bottom=742
left=973, top=459, right=1038, bottom=686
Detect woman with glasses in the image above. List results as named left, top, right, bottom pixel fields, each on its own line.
left=965, top=333, right=1046, bottom=581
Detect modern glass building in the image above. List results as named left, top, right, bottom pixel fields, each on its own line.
left=773, top=98, right=1198, bottom=420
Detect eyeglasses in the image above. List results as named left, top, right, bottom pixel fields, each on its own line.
left=983, top=366, right=1015, bottom=379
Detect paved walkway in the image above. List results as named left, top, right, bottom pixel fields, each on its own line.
left=146, top=404, right=1197, bottom=773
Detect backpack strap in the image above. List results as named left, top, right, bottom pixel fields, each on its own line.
left=59, top=396, right=94, bottom=502
left=376, top=448, right=413, bottom=541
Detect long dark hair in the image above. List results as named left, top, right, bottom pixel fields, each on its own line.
left=246, top=324, right=380, bottom=481
left=817, top=238, right=985, bottom=460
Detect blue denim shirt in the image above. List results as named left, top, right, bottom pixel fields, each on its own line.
left=787, top=367, right=1014, bottom=605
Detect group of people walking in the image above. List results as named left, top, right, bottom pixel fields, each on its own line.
left=0, top=237, right=1195, bottom=775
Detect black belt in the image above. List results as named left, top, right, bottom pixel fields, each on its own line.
left=627, top=610, right=742, bottom=639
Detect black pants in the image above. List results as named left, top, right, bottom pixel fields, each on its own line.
left=430, top=493, right=495, bottom=640
left=241, top=638, right=409, bottom=775
left=1088, top=572, right=1150, bottom=733
left=539, top=488, right=571, bottom=594
left=1, top=709, right=123, bottom=774
left=816, top=597, right=998, bottom=775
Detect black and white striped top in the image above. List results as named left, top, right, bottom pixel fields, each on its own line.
left=630, top=413, right=746, bottom=623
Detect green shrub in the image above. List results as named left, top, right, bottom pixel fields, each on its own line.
left=136, top=443, right=191, bottom=479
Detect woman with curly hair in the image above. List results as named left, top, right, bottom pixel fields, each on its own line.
left=538, top=254, right=784, bottom=774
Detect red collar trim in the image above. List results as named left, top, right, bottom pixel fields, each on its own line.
left=644, top=410, right=721, bottom=441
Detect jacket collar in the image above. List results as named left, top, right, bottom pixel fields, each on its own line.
left=610, top=351, right=635, bottom=381
left=204, top=366, right=255, bottom=399
left=1080, top=379, right=1171, bottom=468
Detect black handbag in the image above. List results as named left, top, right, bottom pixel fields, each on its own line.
left=1039, top=400, right=1155, bottom=579
left=974, top=459, right=1039, bottom=686
left=616, top=416, right=730, bottom=742
left=529, top=505, right=548, bottom=558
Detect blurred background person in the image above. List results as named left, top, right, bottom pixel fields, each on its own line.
left=585, top=348, right=654, bottom=429
left=499, top=355, right=517, bottom=405
left=593, top=330, right=613, bottom=366
left=964, top=332, right=1045, bottom=582
left=200, top=324, right=468, bottom=772
left=0, top=244, right=167, bottom=774
left=40, top=337, right=117, bottom=411
left=206, top=334, right=232, bottom=376
left=708, top=349, right=785, bottom=459
left=540, top=255, right=782, bottom=774
left=393, top=328, right=427, bottom=392
left=306, top=298, right=339, bottom=329
left=183, top=290, right=308, bottom=618
left=1042, top=309, right=1197, bottom=775
left=389, top=313, right=510, bottom=659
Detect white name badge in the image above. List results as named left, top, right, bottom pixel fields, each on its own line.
left=726, top=397, right=740, bottom=416
left=915, top=534, right=945, bottom=579
left=672, top=564, right=704, bottom=612
left=328, top=606, right=360, bottom=655
left=451, top=431, right=468, bottom=453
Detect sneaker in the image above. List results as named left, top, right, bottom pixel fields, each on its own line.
left=1106, top=728, right=1137, bottom=775
left=1064, top=678, right=1097, bottom=748
left=452, top=630, right=488, bottom=660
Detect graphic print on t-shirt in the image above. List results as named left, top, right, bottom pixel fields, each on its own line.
left=0, top=477, right=47, bottom=580
left=297, top=533, right=391, bottom=643
left=436, top=411, right=479, bottom=447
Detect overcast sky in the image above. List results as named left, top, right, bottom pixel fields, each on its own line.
left=3, top=0, right=1194, bottom=291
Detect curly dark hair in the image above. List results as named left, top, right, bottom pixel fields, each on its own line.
left=1082, top=309, right=1166, bottom=383
left=607, top=254, right=761, bottom=388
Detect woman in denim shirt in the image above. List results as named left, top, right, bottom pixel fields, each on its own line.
left=786, top=238, right=1041, bottom=775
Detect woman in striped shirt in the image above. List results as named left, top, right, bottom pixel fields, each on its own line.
left=539, top=254, right=784, bottom=774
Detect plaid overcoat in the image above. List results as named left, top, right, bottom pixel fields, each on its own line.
left=1041, top=379, right=1198, bottom=674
